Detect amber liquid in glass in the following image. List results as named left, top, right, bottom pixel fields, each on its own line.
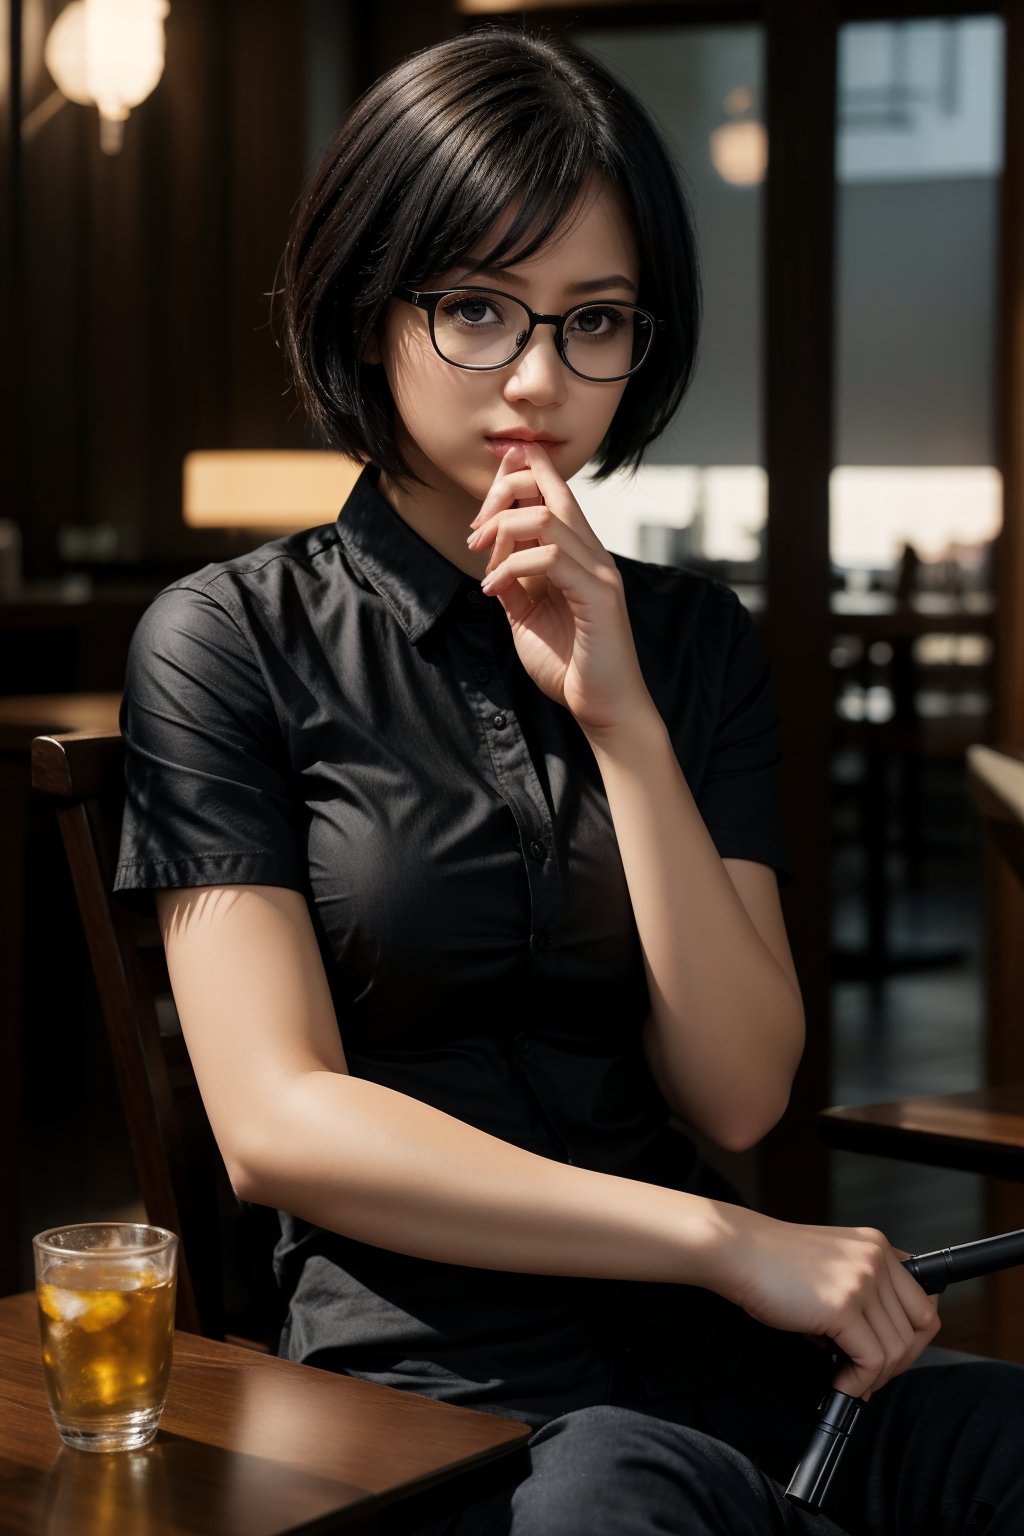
left=37, top=1262, right=175, bottom=1427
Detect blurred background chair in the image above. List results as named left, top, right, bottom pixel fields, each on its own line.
left=829, top=546, right=997, bottom=985
left=29, top=729, right=282, bottom=1349
left=818, top=745, right=1024, bottom=1325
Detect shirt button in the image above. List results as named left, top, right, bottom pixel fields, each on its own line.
left=492, top=713, right=507, bottom=730
left=474, top=666, right=491, bottom=683
left=529, top=839, right=546, bottom=861
left=512, top=1031, right=531, bottom=1052
left=466, top=587, right=483, bottom=605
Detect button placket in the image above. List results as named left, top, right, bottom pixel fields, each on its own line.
left=456, top=603, right=563, bottom=992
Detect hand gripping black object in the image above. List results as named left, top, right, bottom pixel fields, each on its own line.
left=785, top=1227, right=1024, bottom=1513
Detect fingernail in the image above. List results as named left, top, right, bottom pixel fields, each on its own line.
left=503, top=443, right=527, bottom=468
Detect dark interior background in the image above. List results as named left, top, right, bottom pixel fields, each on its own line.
left=4, top=0, right=1024, bottom=1359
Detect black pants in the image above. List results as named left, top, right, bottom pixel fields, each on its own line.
left=407, top=1346, right=1024, bottom=1535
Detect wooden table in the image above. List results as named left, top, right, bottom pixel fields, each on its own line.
left=819, top=1086, right=1024, bottom=1182
left=0, top=695, right=125, bottom=1296
left=0, top=1292, right=532, bottom=1535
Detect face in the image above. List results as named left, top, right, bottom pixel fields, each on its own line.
left=374, top=178, right=641, bottom=511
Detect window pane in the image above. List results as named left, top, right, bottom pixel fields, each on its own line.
left=829, top=17, right=1005, bottom=1267
left=569, top=26, right=765, bottom=586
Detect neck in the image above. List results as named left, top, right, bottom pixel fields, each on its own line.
left=376, top=435, right=490, bottom=581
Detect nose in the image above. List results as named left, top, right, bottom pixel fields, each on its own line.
left=502, top=323, right=569, bottom=409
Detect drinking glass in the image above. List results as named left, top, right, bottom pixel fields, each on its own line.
left=33, top=1223, right=178, bottom=1452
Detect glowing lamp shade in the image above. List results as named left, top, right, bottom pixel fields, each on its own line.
left=709, top=119, right=768, bottom=187
left=182, top=451, right=365, bottom=532
left=44, top=0, right=170, bottom=154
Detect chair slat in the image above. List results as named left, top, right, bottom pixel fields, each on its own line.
left=30, top=730, right=282, bottom=1347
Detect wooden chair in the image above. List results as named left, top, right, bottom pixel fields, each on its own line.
left=30, top=729, right=283, bottom=1348
left=818, top=744, right=1024, bottom=1180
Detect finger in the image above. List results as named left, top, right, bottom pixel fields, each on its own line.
left=860, top=1298, right=912, bottom=1391
left=471, top=467, right=547, bottom=529
left=519, top=442, right=607, bottom=553
left=471, top=446, right=530, bottom=529
left=481, top=542, right=617, bottom=609
left=875, top=1266, right=919, bottom=1360
left=475, top=507, right=606, bottom=582
left=886, top=1252, right=938, bottom=1335
left=828, top=1317, right=886, bottom=1399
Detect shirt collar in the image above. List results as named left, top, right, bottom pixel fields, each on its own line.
left=333, top=463, right=477, bottom=645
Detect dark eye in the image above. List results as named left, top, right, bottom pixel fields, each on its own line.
left=439, top=293, right=505, bottom=328
left=568, top=305, right=628, bottom=340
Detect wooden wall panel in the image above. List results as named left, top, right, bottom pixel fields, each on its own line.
left=758, top=0, right=838, bottom=1225
left=1, top=0, right=18, bottom=540
left=14, top=0, right=311, bottom=579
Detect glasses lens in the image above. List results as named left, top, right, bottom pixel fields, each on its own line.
left=430, top=291, right=654, bottom=379
left=432, top=290, right=531, bottom=368
left=562, top=303, right=652, bottom=380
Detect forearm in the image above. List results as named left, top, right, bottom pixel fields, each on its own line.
left=583, top=705, right=804, bottom=1151
left=239, top=1069, right=728, bottom=1286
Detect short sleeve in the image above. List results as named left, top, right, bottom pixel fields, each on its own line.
left=695, top=591, right=793, bottom=888
left=113, top=584, right=307, bottom=917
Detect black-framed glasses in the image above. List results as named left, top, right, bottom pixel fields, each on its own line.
left=392, top=285, right=663, bottom=382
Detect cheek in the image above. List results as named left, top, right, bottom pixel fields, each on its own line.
left=395, top=372, right=477, bottom=454
left=581, top=382, right=628, bottom=444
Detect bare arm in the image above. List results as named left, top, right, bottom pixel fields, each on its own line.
left=157, top=882, right=939, bottom=1399
left=156, top=883, right=725, bottom=1285
left=584, top=707, right=805, bottom=1153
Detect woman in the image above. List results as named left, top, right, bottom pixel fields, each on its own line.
left=114, top=24, right=1024, bottom=1534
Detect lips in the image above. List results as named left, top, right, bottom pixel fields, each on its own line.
left=484, top=435, right=566, bottom=459
left=486, top=430, right=563, bottom=443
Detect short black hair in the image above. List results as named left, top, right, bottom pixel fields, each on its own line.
left=278, top=23, right=702, bottom=488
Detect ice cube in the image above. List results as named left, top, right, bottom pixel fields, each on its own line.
left=38, top=1284, right=90, bottom=1322
left=78, top=1291, right=130, bottom=1331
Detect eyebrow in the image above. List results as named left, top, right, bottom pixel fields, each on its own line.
left=451, top=263, right=638, bottom=297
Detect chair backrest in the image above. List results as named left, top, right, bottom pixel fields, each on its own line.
left=967, top=744, right=1024, bottom=888
left=30, top=729, right=282, bottom=1348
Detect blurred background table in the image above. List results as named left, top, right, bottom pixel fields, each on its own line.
left=0, top=1291, right=531, bottom=1535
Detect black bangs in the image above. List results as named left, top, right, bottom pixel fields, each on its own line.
left=384, top=65, right=604, bottom=290
left=278, top=23, right=702, bottom=489
left=410, top=164, right=597, bottom=291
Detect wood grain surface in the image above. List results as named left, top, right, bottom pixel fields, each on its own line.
left=0, top=1293, right=531, bottom=1536
left=819, top=1086, right=1024, bottom=1180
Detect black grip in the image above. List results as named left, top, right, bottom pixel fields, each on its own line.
left=785, top=1225, right=1024, bottom=1513
left=785, top=1390, right=861, bottom=1511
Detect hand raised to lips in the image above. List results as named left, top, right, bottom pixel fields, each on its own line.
left=466, top=441, right=656, bottom=737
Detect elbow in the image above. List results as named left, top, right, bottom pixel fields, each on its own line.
left=225, top=1157, right=263, bottom=1206
left=720, top=1004, right=804, bottom=1152
left=220, top=1126, right=276, bottom=1207
left=713, top=1120, right=762, bottom=1155
left=714, top=1084, right=793, bottom=1154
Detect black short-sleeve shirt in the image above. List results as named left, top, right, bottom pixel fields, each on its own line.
left=114, top=464, right=798, bottom=1428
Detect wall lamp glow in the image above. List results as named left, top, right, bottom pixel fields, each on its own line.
left=709, top=85, right=768, bottom=187
left=22, top=0, right=170, bottom=155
